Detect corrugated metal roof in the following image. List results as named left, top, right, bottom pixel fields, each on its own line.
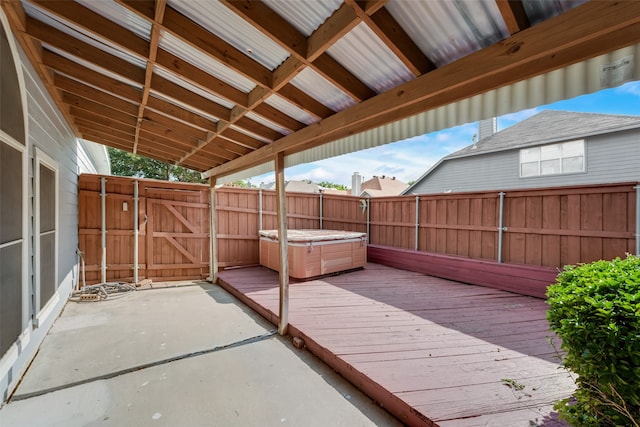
left=153, top=66, right=235, bottom=109
left=245, top=111, right=291, bottom=135
left=167, top=0, right=290, bottom=71
left=149, top=91, right=220, bottom=124
left=327, top=22, right=414, bottom=94
left=76, top=0, right=151, bottom=41
left=158, top=31, right=256, bottom=94
left=264, top=94, right=318, bottom=126
left=523, top=0, right=588, bottom=26
left=11, top=0, right=639, bottom=178
left=263, top=0, right=341, bottom=36
left=386, top=0, right=508, bottom=67
left=229, top=124, right=273, bottom=144
left=43, top=43, right=144, bottom=90
left=219, top=42, right=640, bottom=183
left=23, top=1, right=147, bottom=68
left=290, top=67, right=356, bottom=112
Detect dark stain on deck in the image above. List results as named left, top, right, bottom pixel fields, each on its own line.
left=218, top=263, right=574, bottom=426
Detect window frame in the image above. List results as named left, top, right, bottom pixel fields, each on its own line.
left=33, top=147, right=59, bottom=327
left=519, top=139, right=585, bottom=178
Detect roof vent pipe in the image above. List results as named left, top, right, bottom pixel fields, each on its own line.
left=352, top=172, right=362, bottom=196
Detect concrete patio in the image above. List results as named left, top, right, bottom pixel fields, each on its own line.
left=0, top=283, right=400, bottom=426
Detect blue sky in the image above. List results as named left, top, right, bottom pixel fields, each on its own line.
left=248, top=80, right=640, bottom=187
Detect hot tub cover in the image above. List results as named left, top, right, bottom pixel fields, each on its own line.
left=259, top=229, right=366, bottom=242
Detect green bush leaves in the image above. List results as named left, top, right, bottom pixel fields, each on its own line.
left=547, top=255, right=640, bottom=426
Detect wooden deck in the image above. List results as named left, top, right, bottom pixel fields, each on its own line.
left=217, top=263, right=575, bottom=426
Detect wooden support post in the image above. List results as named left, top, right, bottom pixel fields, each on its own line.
left=133, top=179, right=139, bottom=284
left=208, top=177, right=218, bottom=283
left=100, top=176, right=107, bottom=283
left=275, top=152, right=289, bottom=336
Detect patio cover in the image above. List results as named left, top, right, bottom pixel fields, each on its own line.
left=3, top=0, right=640, bottom=182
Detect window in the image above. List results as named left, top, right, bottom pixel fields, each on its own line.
left=0, top=139, right=24, bottom=356
left=520, top=140, right=585, bottom=177
left=35, top=149, right=58, bottom=316
left=0, top=15, right=26, bottom=358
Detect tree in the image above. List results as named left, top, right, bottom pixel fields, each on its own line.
left=317, top=181, right=348, bottom=191
left=108, top=148, right=207, bottom=183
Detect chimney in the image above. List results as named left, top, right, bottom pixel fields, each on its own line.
left=351, top=172, right=362, bottom=196
left=478, top=117, right=497, bottom=141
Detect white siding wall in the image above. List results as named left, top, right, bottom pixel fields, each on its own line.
left=0, top=24, right=107, bottom=400
left=410, top=130, right=640, bottom=194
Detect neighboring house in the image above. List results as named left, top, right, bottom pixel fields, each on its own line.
left=404, top=110, right=640, bottom=195
left=360, top=175, right=409, bottom=197
left=0, top=14, right=109, bottom=400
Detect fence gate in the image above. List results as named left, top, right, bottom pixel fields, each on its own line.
left=144, top=185, right=210, bottom=282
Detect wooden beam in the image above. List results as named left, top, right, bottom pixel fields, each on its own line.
left=58, top=78, right=140, bottom=116
left=204, top=0, right=640, bottom=179
left=307, top=3, right=358, bottom=62
left=223, top=0, right=374, bottom=101
left=133, top=0, right=166, bottom=153
left=32, top=1, right=149, bottom=58
left=253, top=103, right=305, bottom=132
left=150, top=75, right=232, bottom=121
left=145, top=95, right=218, bottom=131
left=139, top=121, right=200, bottom=148
left=141, top=109, right=209, bottom=140
left=162, top=5, right=271, bottom=87
left=274, top=151, right=289, bottom=336
left=367, top=6, right=435, bottom=75
left=312, top=53, right=375, bottom=101
left=279, top=83, right=334, bottom=119
left=72, top=109, right=137, bottom=133
left=26, top=17, right=146, bottom=83
left=234, top=117, right=283, bottom=142
left=220, top=1, right=306, bottom=59
left=496, top=0, right=531, bottom=35
left=76, top=119, right=134, bottom=141
left=42, top=50, right=142, bottom=103
left=155, top=49, right=249, bottom=108
left=69, top=105, right=138, bottom=129
left=219, top=128, right=268, bottom=150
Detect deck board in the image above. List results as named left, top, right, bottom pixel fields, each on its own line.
left=217, top=263, right=574, bottom=426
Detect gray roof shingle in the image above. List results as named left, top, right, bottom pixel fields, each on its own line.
left=448, top=110, right=640, bottom=159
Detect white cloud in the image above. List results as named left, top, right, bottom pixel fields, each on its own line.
left=616, top=81, right=640, bottom=97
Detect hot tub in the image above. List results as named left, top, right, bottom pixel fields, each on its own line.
left=259, top=229, right=367, bottom=279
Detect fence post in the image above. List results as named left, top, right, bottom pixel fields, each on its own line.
left=497, top=192, right=506, bottom=263
left=633, top=183, right=640, bottom=256
left=366, top=198, right=371, bottom=244
left=258, top=189, right=263, bottom=231
left=208, top=178, right=218, bottom=283
left=100, top=176, right=107, bottom=283
left=415, top=195, right=420, bottom=251
left=133, top=179, right=139, bottom=285
left=319, top=190, right=323, bottom=230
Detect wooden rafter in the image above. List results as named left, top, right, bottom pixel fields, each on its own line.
left=496, top=0, right=531, bottom=35
left=3, top=0, right=640, bottom=177
left=204, top=0, right=640, bottom=179
left=133, top=0, right=166, bottom=154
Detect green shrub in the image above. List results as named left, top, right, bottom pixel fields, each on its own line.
left=546, top=255, right=640, bottom=426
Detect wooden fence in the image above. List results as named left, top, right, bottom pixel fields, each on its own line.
left=79, top=174, right=210, bottom=284
left=79, top=175, right=638, bottom=285
left=218, top=182, right=637, bottom=270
